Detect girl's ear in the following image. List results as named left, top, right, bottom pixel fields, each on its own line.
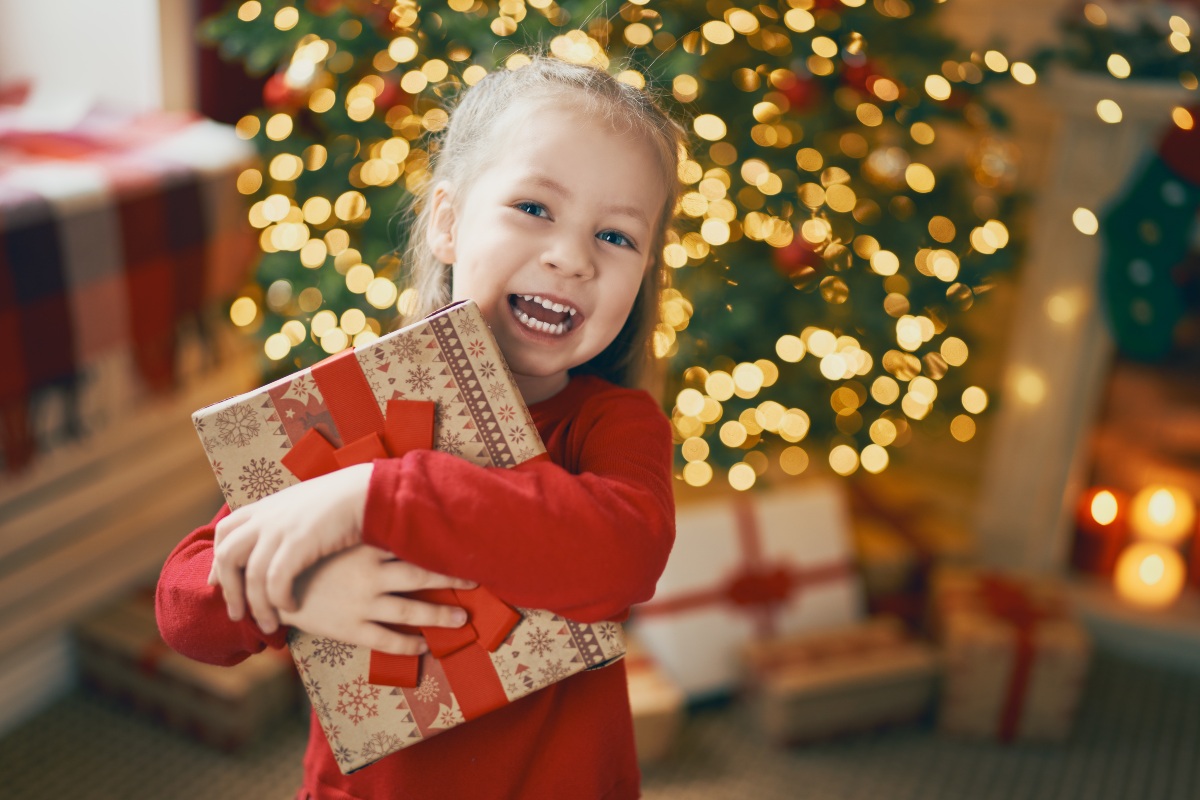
left=427, top=182, right=457, bottom=264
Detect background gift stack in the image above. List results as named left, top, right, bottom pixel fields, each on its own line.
left=930, top=567, right=1092, bottom=743
left=631, top=481, right=864, bottom=701
left=742, top=616, right=940, bottom=744
left=75, top=587, right=299, bottom=751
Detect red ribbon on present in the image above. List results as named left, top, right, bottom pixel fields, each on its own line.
left=976, top=575, right=1064, bottom=743
left=279, top=348, right=520, bottom=720
left=636, top=499, right=852, bottom=637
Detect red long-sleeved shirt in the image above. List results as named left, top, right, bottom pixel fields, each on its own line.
left=156, top=374, right=675, bottom=799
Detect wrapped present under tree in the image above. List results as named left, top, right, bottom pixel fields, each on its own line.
left=742, top=616, right=939, bottom=744
left=930, top=567, right=1092, bottom=743
left=631, top=483, right=863, bottom=700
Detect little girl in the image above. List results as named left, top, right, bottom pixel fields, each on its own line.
left=157, top=56, right=685, bottom=799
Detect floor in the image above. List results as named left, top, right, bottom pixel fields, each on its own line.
left=1, top=645, right=1196, bottom=800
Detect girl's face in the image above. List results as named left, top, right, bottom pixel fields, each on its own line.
left=428, top=103, right=666, bottom=403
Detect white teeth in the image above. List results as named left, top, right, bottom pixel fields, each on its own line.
left=513, top=304, right=570, bottom=336
left=515, top=293, right=579, bottom=318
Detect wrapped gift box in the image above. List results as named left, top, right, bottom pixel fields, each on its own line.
left=626, top=635, right=685, bottom=764
left=742, top=616, right=939, bottom=744
left=194, top=300, right=626, bottom=773
left=75, top=588, right=298, bottom=750
left=930, top=567, right=1091, bottom=742
left=630, top=482, right=863, bottom=700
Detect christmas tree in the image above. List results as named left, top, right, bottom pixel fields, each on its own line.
left=207, top=0, right=1028, bottom=489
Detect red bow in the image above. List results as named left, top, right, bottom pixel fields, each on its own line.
left=636, top=499, right=851, bottom=637
left=279, top=348, right=520, bottom=718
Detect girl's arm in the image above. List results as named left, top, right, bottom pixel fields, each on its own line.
left=157, top=507, right=476, bottom=659
left=364, top=388, right=675, bottom=623
left=157, top=506, right=288, bottom=665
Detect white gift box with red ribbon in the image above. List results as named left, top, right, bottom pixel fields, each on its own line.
left=631, top=482, right=864, bottom=699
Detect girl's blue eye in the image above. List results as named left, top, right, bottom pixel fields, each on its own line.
left=516, top=201, right=549, bottom=218
left=598, top=230, right=634, bottom=249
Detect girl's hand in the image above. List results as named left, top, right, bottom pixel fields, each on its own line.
left=208, top=463, right=373, bottom=633
left=279, top=545, right=478, bottom=654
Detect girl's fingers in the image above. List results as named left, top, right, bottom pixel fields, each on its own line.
left=358, top=624, right=430, bottom=657
left=378, top=559, right=478, bottom=594
left=370, top=594, right=469, bottom=630
left=243, top=540, right=281, bottom=634
left=211, top=530, right=259, bottom=622
left=266, top=538, right=319, bottom=613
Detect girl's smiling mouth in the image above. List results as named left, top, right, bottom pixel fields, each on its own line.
left=508, top=294, right=580, bottom=336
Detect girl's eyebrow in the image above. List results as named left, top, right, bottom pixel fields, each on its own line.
left=523, top=174, right=650, bottom=225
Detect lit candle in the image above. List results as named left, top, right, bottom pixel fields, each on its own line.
left=1072, top=487, right=1128, bottom=575
left=1129, top=486, right=1196, bottom=545
left=1113, top=542, right=1187, bottom=609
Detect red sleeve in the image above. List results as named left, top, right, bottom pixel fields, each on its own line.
left=361, top=388, right=675, bottom=623
left=155, top=504, right=289, bottom=665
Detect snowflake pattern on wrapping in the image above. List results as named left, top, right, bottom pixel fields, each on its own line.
left=467, top=339, right=488, bottom=358
left=216, top=405, right=260, bottom=446
left=311, top=638, right=356, bottom=667
left=291, top=373, right=313, bottom=397
left=539, top=659, right=569, bottom=684
left=406, top=364, right=434, bottom=394
left=496, top=405, right=517, bottom=423
left=336, top=676, right=381, bottom=725
left=211, top=460, right=224, bottom=479
left=507, top=425, right=528, bottom=444
left=437, top=429, right=465, bottom=456
left=487, top=382, right=508, bottom=401
left=361, top=731, right=404, bottom=762
left=239, top=458, right=283, bottom=500
left=332, top=741, right=354, bottom=766
left=457, top=313, right=479, bottom=336
left=414, top=674, right=440, bottom=703
left=433, top=702, right=465, bottom=729
left=478, top=360, right=498, bottom=380
left=598, top=624, right=621, bottom=645
left=390, top=336, right=423, bottom=362
left=525, top=626, right=555, bottom=658
left=306, top=679, right=332, bottom=722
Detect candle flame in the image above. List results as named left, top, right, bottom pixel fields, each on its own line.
left=1148, top=489, right=1177, bottom=526
left=1090, top=490, right=1118, bottom=525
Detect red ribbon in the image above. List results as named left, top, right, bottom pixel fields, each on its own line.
left=977, top=575, right=1063, bottom=743
left=279, top=348, right=520, bottom=719
left=636, top=499, right=852, bottom=636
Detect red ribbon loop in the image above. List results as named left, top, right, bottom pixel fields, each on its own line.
left=728, top=567, right=792, bottom=607
left=278, top=349, right=520, bottom=719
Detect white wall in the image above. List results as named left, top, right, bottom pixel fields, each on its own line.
left=0, top=0, right=175, bottom=112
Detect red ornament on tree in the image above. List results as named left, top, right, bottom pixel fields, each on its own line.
left=306, top=0, right=343, bottom=15
left=779, top=72, right=822, bottom=113
left=772, top=234, right=823, bottom=289
left=373, top=78, right=411, bottom=114
left=263, top=73, right=306, bottom=111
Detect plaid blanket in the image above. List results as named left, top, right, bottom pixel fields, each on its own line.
left=0, top=101, right=257, bottom=471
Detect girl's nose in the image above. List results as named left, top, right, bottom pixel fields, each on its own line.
left=542, top=235, right=595, bottom=279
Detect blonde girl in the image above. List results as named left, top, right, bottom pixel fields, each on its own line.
left=159, top=56, right=685, bottom=799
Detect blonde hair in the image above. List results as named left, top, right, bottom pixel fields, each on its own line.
left=400, top=56, right=686, bottom=389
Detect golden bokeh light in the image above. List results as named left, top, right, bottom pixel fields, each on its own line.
left=728, top=462, right=756, bottom=491
left=829, top=444, right=859, bottom=476
left=1114, top=543, right=1186, bottom=608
